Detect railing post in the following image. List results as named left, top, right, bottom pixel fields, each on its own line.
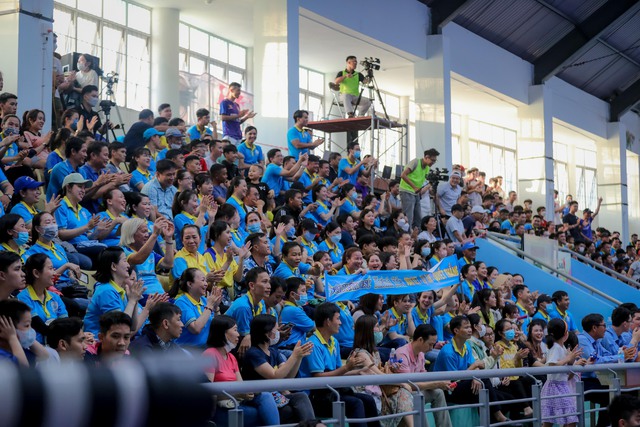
left=328, top=386, right=345, bottom=427
left=228, top=408, right=243, bottom=427
left=575, top=379, right=585, bottom=427
left=412, top=390, right=426, bottom=427
left=478, top=387, right=491, bottom=427
left=611, top=375, right=622, bottom=397
left=531, top=381, right=542, bottom=427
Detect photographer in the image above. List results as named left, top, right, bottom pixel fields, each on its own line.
left=399, top=148, right=439, bottom=230
left=334, top=56, right=371, bottom=117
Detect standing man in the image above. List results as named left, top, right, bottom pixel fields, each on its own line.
left=124, top=109, right=154, bottom=161
left=579, top=197, right=603, bottom=242
left=563, top=201, right=584, bottom=243
left=436, top=172, right=463, bottom=217
left=287, top=110, right=324, bottom=160
left=334, top=56, right=371, bottom=117
left=219, top=82, right=255, bottom=146
left=157, top=103, right=172, bottom=120
left=400, top=148, right=439, bottom=230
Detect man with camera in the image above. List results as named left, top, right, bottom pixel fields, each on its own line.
left=399, top=148, right=440, bottom=230
left=334, top=56, right=371, bottom=118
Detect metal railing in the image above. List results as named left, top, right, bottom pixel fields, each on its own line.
left=558, top=247, right=640, bottom=289
left=484, top=232, right=622, bottom=305
left=206, top=363, right=640, bottom=427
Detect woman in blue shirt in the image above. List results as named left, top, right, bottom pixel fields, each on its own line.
left=237, top=126, right=265, bottom=168
left=8, top=176, right=59, bottom=228
left=18, top=253, right=68, bottom=343
left=0, top=213, right=29, bottom=257
left=168, top=267, right=222, bottom=349
left=96, top=189, right=129, bottom=246
left=26, top=212, right=82, bottom=289
left=129, top=147, right=153, bottom=191
left=127, top=192, right=165, bottom=253
left=338, top=184, right=360, bottom=218
left=45, top=127, right=72, bottom=182
left=307, top=184, right=340, bottom=227
left=317, top=221, right=345, bottom=270
left=83, top=246, right=146, bottom=336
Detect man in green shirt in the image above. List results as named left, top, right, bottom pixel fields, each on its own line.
left=400, top=148, right=440, bottom=229
left=334, top=56, right=371, bottom=117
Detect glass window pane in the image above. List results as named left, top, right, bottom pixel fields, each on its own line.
left=209, top=63, right=225, bottom=80
left=585, top=150, right=597, bottom=168
left=179, top=52, right=188, bottom=71
left=451, top=113, right=461, bottom=135
left=308, top=96, right=323, bottom=121
left=126, top=81, right=149, bottom=110
left=101, top=26, right=124, bottom=75
left=56, top=0, right=76, bottom=7
left=76, top=0, right=102, bottom=16
left=451, top=135, right=461, bottom=165
left=53, top=8, right=74, bottom=55
left=127, top=3, right=150, bottom=34
left=504, top=151, right=517, bottom=192
left=102, top=0, right=126, bottom=25
left=210, top=36, right=228, bottom=62
left=478, top=122, right=492, bottom=142
left=385, top=94, right=400, bottom=118
left=299, top=68, right=308, bottom=90
left=228, top=43, right=246, bottom=69
left=504, top=129, right=517, bottom=150
left=409, top=100, right=416, bottom=123
left=189, top=56, right=206, bottom=74
left=228, top=70, right=243, bottom=86
left=76, top=17, right=99, bottom=56
left=179, top=23, right=189, bottom=49
left=299, top=93, right=306, bottom=110
left=308, top=71, right=324, bottom=94
left=189, top=27, right=208, bottom=55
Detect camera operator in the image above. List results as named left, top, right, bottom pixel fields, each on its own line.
left=399, top=148, right=440, bottom=230
left=334, top=56, right=371, bottom=118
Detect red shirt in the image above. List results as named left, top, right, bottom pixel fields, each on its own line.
left=203, top=347, right=239, bottom=382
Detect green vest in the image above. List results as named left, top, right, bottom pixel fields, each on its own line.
left=340, top=70, right=360, bottom=96
left=400, top=159, right=430, bottom=192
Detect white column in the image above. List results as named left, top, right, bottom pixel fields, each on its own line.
left=0, top=0, right=54, bottom=131
left=252, top=0, right=300, bottom=152
left=151, top=8, right=180, bottom=117
left=598, top=122, right=629, bottom=239
left=517, top=85, right=554, bottom=222
left=414, top=35, right=452, bottom=169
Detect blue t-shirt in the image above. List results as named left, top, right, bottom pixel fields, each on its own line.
left=411, top=306, right=435, bottom=327
left=17, top=287, right=68, bottom=343
left=219, top=99, right=242, bottom=139
left=173, top=212, right=208, bottom=253
left=96, top=211, right=129, bottom=246
left=55, top=198, right=93, bottom=244
left=299, top=331, right=341, bottom=378
left=306, top=200, right=331, bottom=227
left=262, top=163, right=285, bottom=197
left=10, top=202, right=40, bottom=225
left=317, top=240, right=344, bottom=265
left=174, top=293, right=213, bottom=348
left=298, top=170, right=316, bottom=204
left=130, top=168, right=153, bottom=190
left=48, top=160, right=78, bottom=199
left=273, top=261, right=311, bottom=280
left=279, top=302, right=314, bottom=348
left=187, top=124, right=213, bottom=142
left=340, top=198, right=360, bottom=216
left=237, top=142, right=263, bottom=166
left=122, top=246, right=165, bottom=295
left=547, top=305, right=579, bottom=333
left=225, top=293, right=266, bottom=336
left=335, top=302, right=354, bottom=349
left=84, top=281, right=131, bottom=336
left=79, top=164, right=107, bottom=214
left=24, top=241, right=73, bottom=285
left=45, top=149, right=65, bottom=181
left=287, top=126, right=312, bottom=160
left=433, top=340, right=476, bottom=372
left=338, top=158, right=363, bottom=185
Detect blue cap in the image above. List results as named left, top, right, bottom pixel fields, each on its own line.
left=461, top=242, right=479, bottom=251
left=143, top=128, right=164, bottom=140
left=14, top=176, right=45, bottom=193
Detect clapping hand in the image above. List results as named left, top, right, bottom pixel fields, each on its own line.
left=292, top=341, right=314, bottom=358
left=125, top=279, right=145, bottom=302
left=145, top=293, right=169, bottom=310
left=45, top=195, right=62, bottom=213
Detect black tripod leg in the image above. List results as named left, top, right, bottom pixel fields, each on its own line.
left=352, top=87, right=365, bottom=117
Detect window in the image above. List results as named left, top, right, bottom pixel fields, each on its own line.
left=575, top=148, right=597, bottom=210
left=553, top=142, right=569, bottom=204
left=299, top=67, right=325, bottom=121
left=178, top=22, right=248, bottom=121
left=628, top=153, right=640, bottom=221
left=452, top=114, right=518, bottom=192
left=53, top=1, right=151, bottom=109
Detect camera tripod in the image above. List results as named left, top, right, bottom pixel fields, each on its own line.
left=99, top=77, right=127, bottom=142
left=353, top=70, right=389, bottom=121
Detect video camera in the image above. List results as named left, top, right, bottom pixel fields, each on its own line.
left=102, top=71, right=119, bottom=85
left=360, top=57, right=381, bottom=71
left=427, top=168, right=449, bottom=186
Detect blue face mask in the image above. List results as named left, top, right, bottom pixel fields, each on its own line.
left=354, top=150, right=361, bottom=159
left=421, top=247, right=431, bottom=257
left=330, top=234, right=342, bottom=245
left=247, top=223, right=261, bottom=234
left=14, top=231, right=29, bottom=247
left=504, top=329, right=516, bottom=341
left=298, top=293, right=308, bottom=306
left=303, top=231, right=316, bottom=242
left=350, top=192, right=358, bottom=201
left=71, top=118, right=78, bottom=131
left=286, top=227, right=296, bottom=238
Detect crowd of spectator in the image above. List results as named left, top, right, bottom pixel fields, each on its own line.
left=1, top=73, right=640, bottom=427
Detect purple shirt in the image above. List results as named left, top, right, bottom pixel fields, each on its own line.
left=220, top=98, right=242, bottom=139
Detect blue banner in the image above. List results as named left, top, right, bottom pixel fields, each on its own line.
left=325, top=255, right=460, bottom=302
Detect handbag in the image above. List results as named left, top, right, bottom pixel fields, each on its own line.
left=60, top=284, right=90, bottom=299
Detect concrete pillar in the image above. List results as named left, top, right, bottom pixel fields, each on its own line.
left=414, top=35, right=452, bottom=169
left=151, top=8, right=180, bottom=117
left=598, top=122, right=629, bottom=239
left=517, top=85, right=554, bottom=222
left=252, top=0, right=300, bottom=152
left=0, top=0, right=54, bottom=131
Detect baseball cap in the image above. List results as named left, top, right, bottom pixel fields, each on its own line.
left=470, top=205, right=487, bottom=215
left=14, top=176, right=44, bottom=193
left=461, top=242, right=479, bottom=251
left=583, top=208, right=593, bottom=214
left=62, top=173, right=92, bottom=189
left=451, top=171, right=462, bottom=178
left=299, top=219, right=320, bottom=235
left=164, top=127, right=182, bottom=138
left=143, top=128, right=164, bottom=140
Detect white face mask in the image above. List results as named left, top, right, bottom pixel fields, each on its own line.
left=269, top=330, right=280, bottom=346
left=477, top=324, right=487, bottom=338
left=223, top=339, right=235, bottom=353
